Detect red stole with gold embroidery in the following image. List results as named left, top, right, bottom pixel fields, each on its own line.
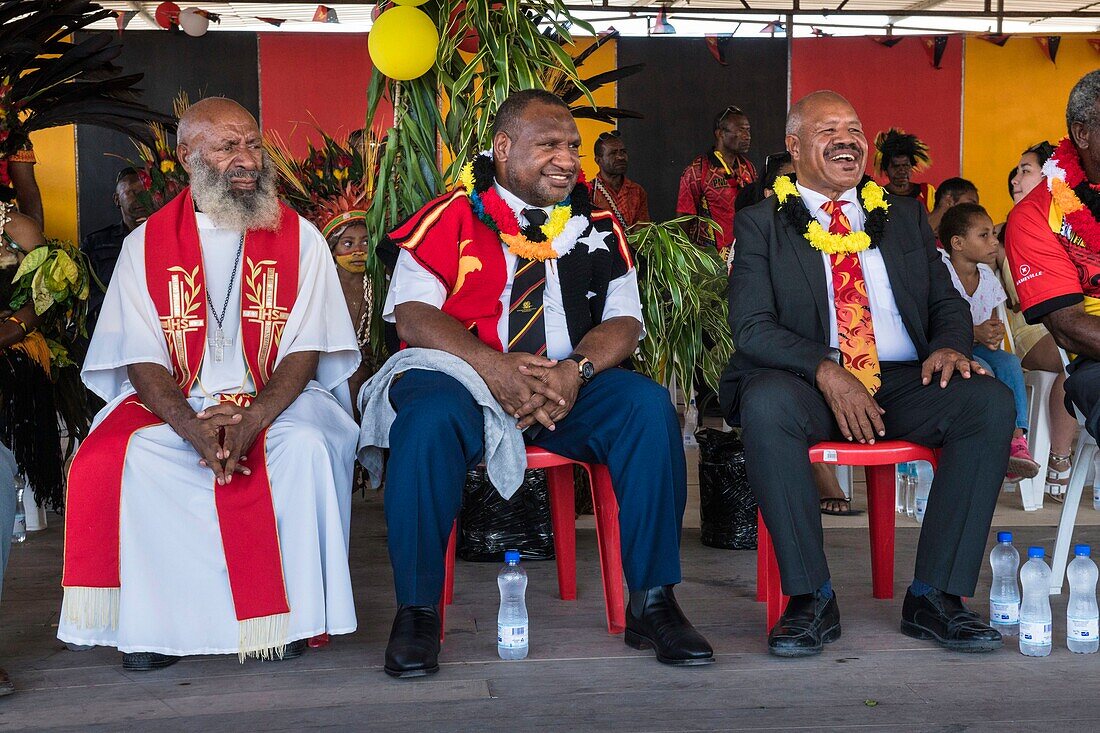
left=62, top=188, right=300, bottom=659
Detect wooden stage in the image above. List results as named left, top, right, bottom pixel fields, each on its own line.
left=3, top=489, right=1100, bottom=732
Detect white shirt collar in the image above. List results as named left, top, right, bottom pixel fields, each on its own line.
left=493, top=182, right=553, bottom=225
left=795, top=182, right=860, bottom=215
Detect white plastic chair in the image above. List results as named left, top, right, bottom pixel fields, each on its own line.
left=1049, top=347, right=1098, bottom=594
left=996, top=303, right=1048, bottom=510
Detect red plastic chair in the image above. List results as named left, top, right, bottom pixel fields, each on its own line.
left=440, top=446, right=627, bottom=639
left=757, top=441, right=939, bottom=629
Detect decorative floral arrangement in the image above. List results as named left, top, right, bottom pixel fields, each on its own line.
left=1044, top=137, right=1100, bottom=250
left=9, top=238, right=94, bottom=369
left=457, top=151, right=590, bottom=261
left=773, top=175, right=890, bottom=254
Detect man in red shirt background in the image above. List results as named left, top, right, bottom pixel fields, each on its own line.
left=591, top=130, right=650, bottom=230
left=676, top=105, right=757, bottom=254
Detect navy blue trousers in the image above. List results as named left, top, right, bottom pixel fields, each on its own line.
left=385, top=367, right=686, bottom=605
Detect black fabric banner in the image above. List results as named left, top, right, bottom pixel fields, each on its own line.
left=75, top=31, right=261, bottom=241
left=616, top=37, right=789, bottom=223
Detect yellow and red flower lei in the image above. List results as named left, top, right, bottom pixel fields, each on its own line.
left=1046, top=137, right=1100, bottom=251
left=457, top=153, right=590, bottom=261
left=773, top=175, right=890, bottom=255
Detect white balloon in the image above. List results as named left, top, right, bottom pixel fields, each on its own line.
left=179, top=7, right=209, bottom=37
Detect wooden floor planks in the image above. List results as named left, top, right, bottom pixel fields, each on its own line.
left=2, top=490, right=1100, bottom=731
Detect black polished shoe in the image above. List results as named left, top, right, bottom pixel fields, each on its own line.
left=262, top=639, right=307, bottom=661
left=384, top=605, right=441, bottom=678
left=624, top=585, right=714, bottom=666
left=768, top=592, right=841, bottom=658
left=122, top=652, right=180, bottom=671
left=900, top=589, right=1003, bottom=653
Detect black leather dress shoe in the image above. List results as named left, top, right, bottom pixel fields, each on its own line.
left=768, top=592, right=841, bottom=658
left=261, top=639, right=307, bottom=661
left=901, top=589, right=1003, bottom=652
left=384, top=605, right=441, bottom=678
left=122, top=652, right=180, bottom=671
left=624, top=585, right=714, bottom=666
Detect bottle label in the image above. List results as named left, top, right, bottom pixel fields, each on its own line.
left=1020, top=620, right=1052, bottom=645
left=498, top=623, right=527, bottom=648
left=990, top=600, right=1019, bottom=625
left=1068, top=616, right=1099, bottom=641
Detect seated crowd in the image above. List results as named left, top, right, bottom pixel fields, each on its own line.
left=2, top=65, right=1099, bottom=691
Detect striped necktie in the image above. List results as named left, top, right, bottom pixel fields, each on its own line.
left=821, top=200, right=881, bottom=395
left=507, top=208, right=549, bottom=355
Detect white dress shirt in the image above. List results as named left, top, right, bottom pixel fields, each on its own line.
left=383, top=183, right=643, bottom=360
left=796, top=182, right=919, bottom=362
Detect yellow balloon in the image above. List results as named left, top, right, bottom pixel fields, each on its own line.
left=369, top=6, right=439, bottom=81
left=392, top=0, right=429, bottom=6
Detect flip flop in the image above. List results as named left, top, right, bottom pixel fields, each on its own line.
left=820, top=497, right=864, bottom=516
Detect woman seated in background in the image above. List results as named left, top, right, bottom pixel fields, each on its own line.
left=734, top=152, right=860, bottom=516
left=998, top=141, right=1079, bottom=500
left=268, top=133, right=376, bottom=407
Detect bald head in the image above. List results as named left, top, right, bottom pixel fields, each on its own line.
left=785, top=90, right=868, bottom=199
left=177, top=97, right=257, bottom=148
left=785, top=90, right=853, bottom=137
left=175, top=97, right=279, bottom=231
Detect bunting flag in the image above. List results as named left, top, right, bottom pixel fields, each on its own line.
left=811, top=27, right=832, bottom=37
left=1036, top=36, right=1061, bottom=64
left=257, top=16, right=287, bottom=27
left=312, top=5, right=339, bottom=23
left=978, top=33, right=1011, bottom=47
left=705, top=33, right=734, bottom=65
left=923, top=35, right=948, bottom=69
left=760, top=20, right=784, bottom=35
left=1090, top=38, right=1100, bottom=55
left=870, top=36, right=904, bottom=48
left=114, top=9, right=136, bottom=33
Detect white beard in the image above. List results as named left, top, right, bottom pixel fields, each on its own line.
left=189, top=152, right=281, bottom=232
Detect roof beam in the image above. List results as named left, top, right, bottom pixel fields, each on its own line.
left=888, top=0, right=951, bottom=24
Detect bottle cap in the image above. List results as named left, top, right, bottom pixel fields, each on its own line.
left=1028, top=546, right=1045, bottom=559
left=997, top=531, right=1013, bottom=543
left=504, top=550, right=521, bottom=565
left=1075, top=544, right=1091, bottom=557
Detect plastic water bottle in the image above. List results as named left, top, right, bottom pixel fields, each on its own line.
left=682, top=397, right=699, bottom=448
left=1019, top=546, right=1052, bottom=656
left=904, top=463, right=917, bottom=519
left=497, top=550, right=529, bottom=660
left=1067, top=544, right=1099, bottom=654
left=1093, top=454, right=1100, bottom=510
left=912, top=462, right=933, bottom=524
left=988, top=531, right=1020, bottom=636
left=896, top=462, right=910, bottom=514
left=11, top=477, right=25, bottom=544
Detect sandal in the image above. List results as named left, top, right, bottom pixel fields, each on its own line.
left=1045, top=452, right=1072, bottom=503
left=820, top=497, right=865, bottom=516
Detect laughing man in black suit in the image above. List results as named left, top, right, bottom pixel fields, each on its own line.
left=721, top=91, right=1013, bottom=657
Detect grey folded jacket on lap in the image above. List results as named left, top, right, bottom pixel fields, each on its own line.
left=355, top=348, right=527, bottom=499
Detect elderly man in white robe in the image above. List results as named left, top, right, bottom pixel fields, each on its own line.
left=58, top=98, right=361, bottom=671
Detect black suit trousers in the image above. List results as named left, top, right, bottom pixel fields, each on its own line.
left=735, top=362, right=1014, bottom=597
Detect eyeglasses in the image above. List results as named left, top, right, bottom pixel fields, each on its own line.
left=597, top=130, right=622, bottom=141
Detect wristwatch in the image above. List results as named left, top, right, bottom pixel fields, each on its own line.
left=565, top=352, right=595, bottom=385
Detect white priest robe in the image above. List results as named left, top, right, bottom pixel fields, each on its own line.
left=58, top=211, right=361, bottom=656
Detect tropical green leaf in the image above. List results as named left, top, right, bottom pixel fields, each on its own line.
left=13, top=245, right=49, bottom=281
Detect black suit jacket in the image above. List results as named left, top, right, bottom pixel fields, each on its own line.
left=719, top=189, right=972, bottom=419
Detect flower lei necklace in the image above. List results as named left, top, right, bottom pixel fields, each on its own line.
left=457, top=152, right=590, bottom=261
left=772, top=175, right=890, bottom=255
left=1044, top=137, right=1100, bottom=251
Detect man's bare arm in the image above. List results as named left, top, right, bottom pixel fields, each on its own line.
left=128, top=362, right=227, bottom=480
left=1043, top=304, right=1100, bottom=360
left=394, top=301, right=565, bottom=421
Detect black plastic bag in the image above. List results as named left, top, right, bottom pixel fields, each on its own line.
left=697, top=428, right=758, bottom=550
left=457, top=467, right=555, bottom=562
